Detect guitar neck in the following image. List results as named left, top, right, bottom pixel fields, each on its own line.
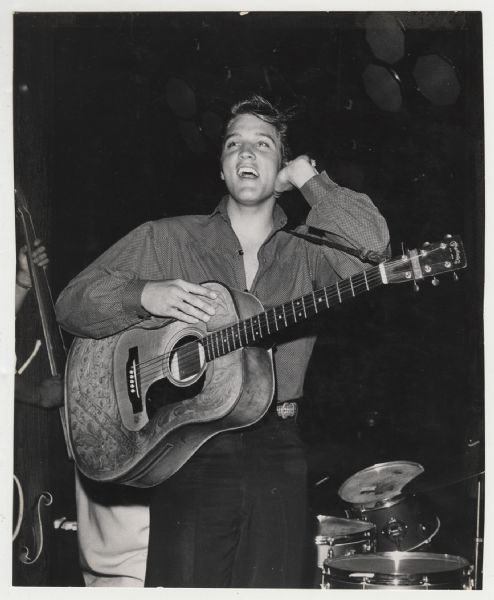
left=203, top=264, right=386, bottom=361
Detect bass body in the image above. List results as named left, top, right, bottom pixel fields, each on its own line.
left=65, top=282, right=275, bottom=488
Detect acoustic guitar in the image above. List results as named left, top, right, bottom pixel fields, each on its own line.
left=64, top=235, right=467, bottom=488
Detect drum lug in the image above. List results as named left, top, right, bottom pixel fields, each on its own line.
left=382, top=517, right=408, bottom=546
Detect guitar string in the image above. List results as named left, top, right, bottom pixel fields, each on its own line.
left=136, top=239, right=458, bottom=383
left=135, top=269, right=386, bottom=378
left=135, top=267, right=392, bottom=385
left=135, top=265, right=412, bottom=383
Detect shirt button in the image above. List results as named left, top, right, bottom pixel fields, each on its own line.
left=238, top=249, right=244, bottom=255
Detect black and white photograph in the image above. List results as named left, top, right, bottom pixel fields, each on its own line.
left=1, top=2, right=487, bottom=594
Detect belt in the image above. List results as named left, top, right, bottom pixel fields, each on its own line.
left=274, top=401, right=299, bottom=420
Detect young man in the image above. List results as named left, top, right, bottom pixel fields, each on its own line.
left=56, top=95, right=389, bottom=588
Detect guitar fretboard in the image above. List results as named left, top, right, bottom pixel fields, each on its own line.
left=202, top=264, right=385, bottom=362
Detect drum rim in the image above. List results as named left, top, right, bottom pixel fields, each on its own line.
left=346, top=493, right=404, bottom=511
left=324, top=551, right=471, bottom=585
left=338, top=460, right=424, bottom=505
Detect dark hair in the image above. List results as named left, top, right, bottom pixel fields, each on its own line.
left=224, top=95, right=294, bottom=164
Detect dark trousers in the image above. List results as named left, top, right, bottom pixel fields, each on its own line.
left=145, top=411, right=308, bottom=588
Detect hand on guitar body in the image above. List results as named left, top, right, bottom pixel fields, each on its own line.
left=141, top=279, right=218, bottom=324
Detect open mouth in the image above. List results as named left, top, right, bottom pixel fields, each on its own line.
left=237, top=166, right=259, bottom=179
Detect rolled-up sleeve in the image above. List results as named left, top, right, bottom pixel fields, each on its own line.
left=299, top=172, right=390, bottom=284
left=56, top=222, right=164, bottom=338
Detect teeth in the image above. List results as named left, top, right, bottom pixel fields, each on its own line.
left=238, top=166, right=258, bottom=177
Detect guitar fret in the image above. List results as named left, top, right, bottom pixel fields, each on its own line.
left=233, top=324, right=240, bottom=349
left=282, top=304, right=288, bottom=327
left=363, top=269, right=369, bottom=291
left=238, top=321, right=249, bottom=345
left=349, top=275, right=355, bottom=297
left=291, top=300, right=298, bottom=323
left=264, top=311, right=271, bottom=335
left=336, top=281, right=342, bottom=303
left=312, top=291, right=318, bottom=313
left=248, top=318, right=255, bottom=342
left=324, top=286, right=330, bottom=308
left=204, top=338, right=212, bottom=361
left=224, top=328, right=231, bottom=352
left=252, top=316, right=260, bottom=339
left=272, top=308, right=279, bottom=331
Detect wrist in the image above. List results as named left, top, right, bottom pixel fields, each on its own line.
left=16, top=276, right=31, bottom=290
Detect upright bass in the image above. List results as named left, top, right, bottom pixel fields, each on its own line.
left=13, top=188, right=82, bottom=586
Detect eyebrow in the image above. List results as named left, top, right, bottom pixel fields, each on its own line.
left=223, top=131, right=278, bottom=145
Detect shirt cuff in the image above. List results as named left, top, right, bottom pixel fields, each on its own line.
left=299, top=171, right=338, bottom=207
left=122, top=279, right=151, bottom=319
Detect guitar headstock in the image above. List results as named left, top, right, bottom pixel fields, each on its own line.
left=385, top=235, right=467, bottom=284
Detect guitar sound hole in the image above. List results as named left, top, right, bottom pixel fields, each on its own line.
left=145, top=372, right=206, bottom=419
left=168, top=335, right=205, bottom=383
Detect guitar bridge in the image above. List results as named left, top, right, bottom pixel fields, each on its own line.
left=126, top=347, right=143, bottom=414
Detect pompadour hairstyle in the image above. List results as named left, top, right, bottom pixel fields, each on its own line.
left=225, top=94, right=294, bottom=164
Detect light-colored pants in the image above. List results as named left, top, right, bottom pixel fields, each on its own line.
left=75, top=469, right=150, bottom=587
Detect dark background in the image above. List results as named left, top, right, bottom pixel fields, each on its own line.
left=14, top=11, right=484, bottom=586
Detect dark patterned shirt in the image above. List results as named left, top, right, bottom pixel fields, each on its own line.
left=56, top=172, right=389, bottom=401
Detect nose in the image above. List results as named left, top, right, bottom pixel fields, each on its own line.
left=239, top=143, right=255, bottom=158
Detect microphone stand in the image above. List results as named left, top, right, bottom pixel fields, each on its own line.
left=473, top=472, right=484, bottom=589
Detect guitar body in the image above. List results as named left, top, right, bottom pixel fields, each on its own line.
left=65, top=282, right=275, bottom=487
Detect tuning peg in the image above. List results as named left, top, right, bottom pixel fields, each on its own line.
left=413, top=281, right=420, bottom=292
left=452, top=272, right=459, bottom=282
left=431, top=277, right=440, bottom=287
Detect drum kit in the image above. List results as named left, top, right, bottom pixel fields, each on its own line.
left=315, top=460, right=483, bottom=590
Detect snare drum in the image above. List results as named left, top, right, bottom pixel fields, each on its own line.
left=339, top=461, right=440, bottom=551
left=315, top=516, right=375, bottom=568
left=323, top=552, right=472, bottom=589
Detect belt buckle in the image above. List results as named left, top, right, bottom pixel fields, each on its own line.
left=277, top=401, right=297, bottom=420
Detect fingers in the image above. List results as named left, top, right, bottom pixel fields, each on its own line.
left=141, top=279, right=218, bottom=324
left=173, top=281, right=218, bottom=323
left=18, top=241, right=50, bottom=268
left=31, top=244, right=49, bottom=267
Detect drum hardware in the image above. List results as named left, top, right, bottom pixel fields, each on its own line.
left=322, top=552, right=473, bottom=590
left=473, top=473, right=484, bottom=590
left=381, top=517, right=407, bottom=548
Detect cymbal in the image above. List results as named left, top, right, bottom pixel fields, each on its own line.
left=403, top=467, right=484, bottom=495
left=338, top=461, right=424, bottom=507
left=403, top=446, right=484, bottom=495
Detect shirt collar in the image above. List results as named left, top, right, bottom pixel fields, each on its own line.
left=209, top=195, right=288, bottom=232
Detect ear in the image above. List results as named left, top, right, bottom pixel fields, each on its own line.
left=220, top=171, right=225, bottom=181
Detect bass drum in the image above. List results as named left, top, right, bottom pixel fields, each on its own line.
left=315, top=516, right=375, bottom=568
left=322, top=552, right=473, bottom=590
